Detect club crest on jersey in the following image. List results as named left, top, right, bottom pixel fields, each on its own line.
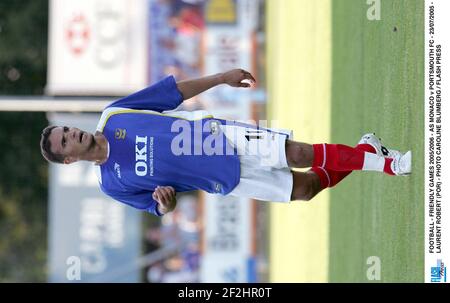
left=115, top=128, right=126, bottom=140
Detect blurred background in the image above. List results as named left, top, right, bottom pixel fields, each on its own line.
left=0, top=0, right=269, bottom=283
left=0, top=0, right=424, bottom=283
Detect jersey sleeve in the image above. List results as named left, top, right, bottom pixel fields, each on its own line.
left=100, top=185, right=163, bottom=216
left=106, top=76, right=183, bottom=112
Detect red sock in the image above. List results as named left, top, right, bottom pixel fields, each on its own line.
left=311, top=143, right=380, bottom=189
left=356, top=143, right=376, bottom=154
left=383, top=158, right=394, bottom=175
left=313, top=143, right=364, bottom=170
left=312, top=143, right=394, bottom=175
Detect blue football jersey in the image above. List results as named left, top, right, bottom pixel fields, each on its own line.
left=94, top=76, right=241, bottom=216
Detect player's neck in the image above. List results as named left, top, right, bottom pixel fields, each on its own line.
left=90, top=132, right=109, bottom=165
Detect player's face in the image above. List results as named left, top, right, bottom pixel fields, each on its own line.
left=48, top=126, right=95, bottom=164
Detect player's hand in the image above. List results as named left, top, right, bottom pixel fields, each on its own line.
left=153, top=186, right=177, bottom=215
left=221, top=69, right=256, bottom=88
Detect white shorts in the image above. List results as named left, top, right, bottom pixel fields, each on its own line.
left=219, top=123, right=294, bottom=202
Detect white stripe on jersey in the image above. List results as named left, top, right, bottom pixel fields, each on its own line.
left=96, top=107, right=213, bottom=132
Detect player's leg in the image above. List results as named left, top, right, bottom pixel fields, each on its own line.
left=290, top=134, right=412, bottom=201
left=292, top=143, right=375, bottom=200
left=308, top=136, right=382, bottom=188
left=292, top=145, right=374, bottom=201
left=285, top=139, right=411, bottom=176
left=285, top=141, right=315, bottom=168
left=290, top=170, right=322, bottom=201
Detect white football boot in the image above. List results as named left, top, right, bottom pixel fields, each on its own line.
left=358, top=133, right=402, bottom=158
left=390, top=150, right=412, bottom=176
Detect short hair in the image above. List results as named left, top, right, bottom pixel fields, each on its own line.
left=40, top=126, right=64, bottom=164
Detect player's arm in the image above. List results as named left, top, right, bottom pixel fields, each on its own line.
left=153, top=186, right=177, bottom=215
left=176, top=68, right=256, bottom=100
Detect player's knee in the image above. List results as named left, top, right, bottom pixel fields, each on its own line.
left=290, top=175, right=317, bottom=201
left=286, top=141, right=308, bottom=167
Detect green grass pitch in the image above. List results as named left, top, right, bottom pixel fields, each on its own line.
left=328, top=0, right=424, bottom=282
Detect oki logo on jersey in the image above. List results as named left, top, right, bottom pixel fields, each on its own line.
left=135, top=135, right=148, bottom=176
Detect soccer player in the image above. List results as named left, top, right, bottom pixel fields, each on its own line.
left=40, top=69, right=412, bottom=216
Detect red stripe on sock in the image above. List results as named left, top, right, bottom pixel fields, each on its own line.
left=311, top=167, right=329, bottom=189
left=383, top=158, right=395, bottom=175
left=312, top=144, right=325, bottom=167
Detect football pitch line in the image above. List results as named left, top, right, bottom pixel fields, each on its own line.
left=266, top=0, right=332, bottom=282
